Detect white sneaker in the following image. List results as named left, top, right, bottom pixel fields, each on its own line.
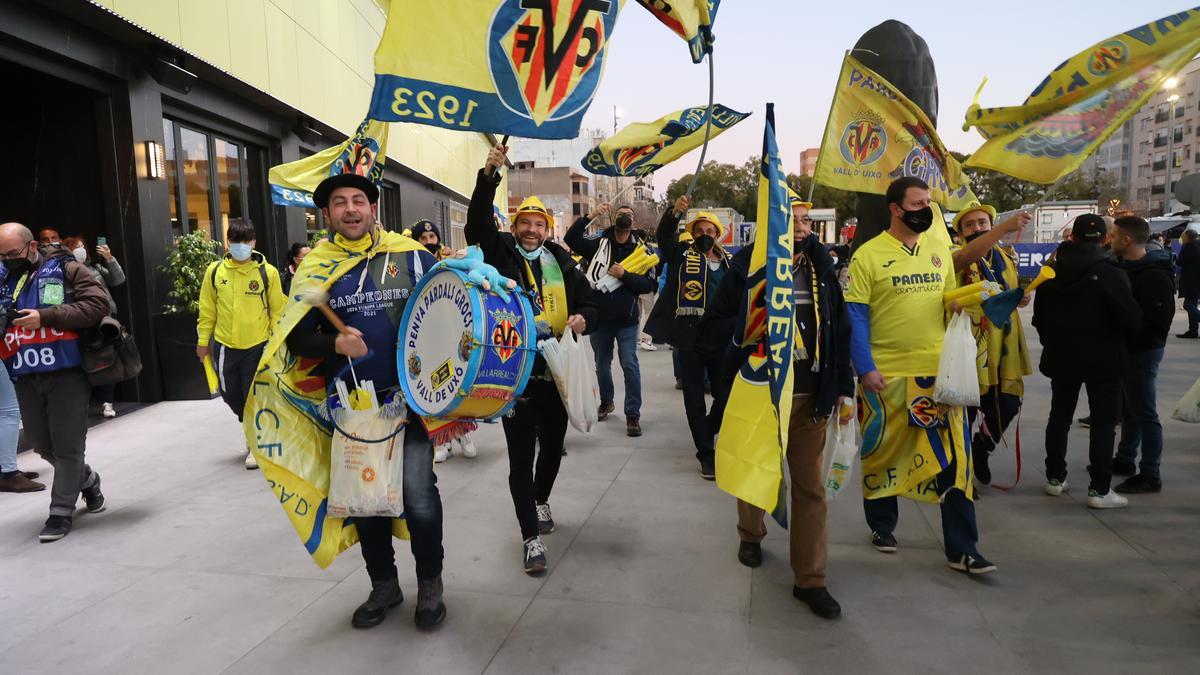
left=101, top=403, right=117, bottom=419
left=458, top=436, right=478, bottom=459
left=434, top=445, right=450, bottom=463
left=1044, top=479, right=1068, bottom=496
left=244, top=451, right=258, bottom=470
left=1087, top=489, right=1129, bottom=509
left=638, top=341, right=658, bottom=352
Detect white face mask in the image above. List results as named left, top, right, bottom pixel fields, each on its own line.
left=229, top=243, right=253, bottom=261
left=72, top=247, right=87, bottom=263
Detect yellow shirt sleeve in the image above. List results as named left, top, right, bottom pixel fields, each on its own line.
left=846, top=248, right=874, bottom=305
left=266, top=265, right=287, bottom=330
left=196, top=262, right=217, bottom=346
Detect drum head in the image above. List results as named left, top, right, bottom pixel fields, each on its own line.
left=399, top=269, right=478, bottom=417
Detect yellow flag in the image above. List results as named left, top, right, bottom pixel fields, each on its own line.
left=367, top=0, right=626, bottom=139
left=813, top=54, right=975, bottom=210
left=634, top=0, right=721, bottom=63
left=581, top=104, right=749, bottom=176
left=716, top=104, right=793, bottom=518
left=964, top=8, right=1200, bottom=184
left=268, top=118, right=388, bottom=208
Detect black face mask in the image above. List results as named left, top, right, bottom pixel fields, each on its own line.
left=963, top=230, right=987, bottom=244
left=900, top=206, right=934, bottom=233
left=793, top=233, right=817, bottom=254
left=694, top=234, right=715, bottom=253
left=3, top=244, right=34, bottom=276
left=614, top=213, right=633, bottom=230
left=424, top=242, right=440, bottom=255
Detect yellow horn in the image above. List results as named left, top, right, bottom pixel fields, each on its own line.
left=944, top=281, right=988, bottom=302
left=1024, top=265, right=1056, bottom=295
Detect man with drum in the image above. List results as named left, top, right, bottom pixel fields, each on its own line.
left=466, top=143, right=597, bottom=575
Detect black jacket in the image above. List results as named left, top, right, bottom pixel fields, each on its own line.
left=1179, top=238, right=1200, bottom=297
left=1033, top=242, right=1142, bottom=382
left=646, top=208, right=730, bottom=351
left=564, top=218, right=656, bottom=328
left=464, top=170, right=597, bottom=333
left=1121, top=249, right=1176, bottom=353
left=697, top=239, right=853, bottom=420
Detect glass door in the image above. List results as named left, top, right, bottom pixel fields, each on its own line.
left=162, top=118, right=253, bottom=245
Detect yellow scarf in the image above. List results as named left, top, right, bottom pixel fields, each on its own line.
left=522, top=248, right=569, bottom=337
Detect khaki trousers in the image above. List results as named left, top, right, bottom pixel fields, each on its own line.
left=736, top=396, right=828, bottom=588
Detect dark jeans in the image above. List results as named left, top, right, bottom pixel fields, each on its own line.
left=1117, top=348, right=1165, bottom=479
left=502, top=379, right=568, bottom=540
left=92, top=383, right=116, bottom=404
left=672, top=348, right=682, bottom=380
left=862, top=449, right=980, bottom=560
left=216, top=341, right=265, bottom=422
left=356, top=420, right=444, bottom=582
left=15, top=369, right=98, bottom=517
left=591, top=324, right=642, bottom=417
left=1185, top=294, right=1199, bottom=333
left=680, top=348, right=725, bottom=463
left=1045, top=376, right=1121, bottom=493
left=968, top=388, right=1022, bottom=455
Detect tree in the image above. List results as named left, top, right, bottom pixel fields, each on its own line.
left=665, top=158, right=759, bottom=217
left=787, top=174, right=857, bottom=222
left=953, top=151, right=1043, bottom=212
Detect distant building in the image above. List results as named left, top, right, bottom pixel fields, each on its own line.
left=508, top=165, right=592, bottom=241
left=1129, top=58, right=1200, bottom=214
left=799, top=148, right=820, bottom=177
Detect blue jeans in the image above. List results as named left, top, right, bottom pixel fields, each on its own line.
left=591, top=324, right=642, bottom=417
left=0, top=372, right=20, bottom=473
left=1117, top=348, right=1165, bottom=479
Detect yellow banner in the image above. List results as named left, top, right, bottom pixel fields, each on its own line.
left=814, top=54, right=974, bottom=210
left=634, top=0, right=721, bottom=63
left=964, top=8, right=1200, bottom=184
left=581, top=103, right=749, bottom=176
left=268, top=118, right=388, bottom=208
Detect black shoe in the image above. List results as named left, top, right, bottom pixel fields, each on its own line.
left=536, top=502, right=555, bottom=535
left=81, top=473, right=106, bottom=514
left=597, top=401, right=615, bottom=421
left=948, top=553, right=997, bottom=575
left=38, top=515, right=72, bottom=543
left=523, top=536, right=547, bottom=575
left=1177, top=331, right=1199, bottom=339
left=870, top=531, right=897, bottom=553
left=1077, top=416, right=1092, bottom=428
left=626, top=416, right=642, bottom=437
left=1115, top=474, right=1162, bottom=494
left=675, top=378, right=683, bottom=390
left=351, top=578, right=403, bottom=628
left=737, top=541, right=762, bottom=568
left=972, top=444, right=992, bottom=485
left=793, top=586, right=842, bottom=619
left=699, top=459, right=715, bottom=481
left=1111, top=458, right=1137, bottom=477
left=414, top=576, right=446, bottom=629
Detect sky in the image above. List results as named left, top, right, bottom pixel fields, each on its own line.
left=575, top=1, right=1192, bottom=195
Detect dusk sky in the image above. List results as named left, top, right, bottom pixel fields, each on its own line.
left=577, top=1, right=1192, bottom=194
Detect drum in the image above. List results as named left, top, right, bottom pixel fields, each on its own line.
left=398, top=267, right=536, bottom=420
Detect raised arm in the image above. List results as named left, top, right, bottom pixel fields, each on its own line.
left=465, top=144, right=508, bottom=257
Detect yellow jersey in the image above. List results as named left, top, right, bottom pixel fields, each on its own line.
left=197, top=253, right=286, bottom=349
left=846, top=230, right=957, bottom=377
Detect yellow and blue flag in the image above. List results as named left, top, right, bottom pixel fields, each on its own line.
left=813, top=54, right=975, bottom=210
left=581, top=104, right=749, bottom=176
left=964, top=8, right=1200, bottom=184
left=634, top=0, right=721, bottom=63
left=716, top=103, right=795, bottom=520
left=367, top=0, right=627, bottom=139
left=268, top=118, right=388, bottom=208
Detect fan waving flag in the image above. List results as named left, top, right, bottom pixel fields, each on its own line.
left=635, top=0, right=721, bottom=63
left=367, top=0, right=627, bottom=139
left=269, top=118, right=388, bottom=208
left=716, top=104, right=795, bottom=520
left=813, top=54, right=975, bottom=210
left=581, top=104, right=749, bottom=176
left=964, top=8, right=1200, bottom=184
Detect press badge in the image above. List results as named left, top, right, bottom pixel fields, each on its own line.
left=39, top=279, right=64, bottom=306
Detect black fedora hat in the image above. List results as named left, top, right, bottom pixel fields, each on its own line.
left=313, top=174, right=379, bottom=209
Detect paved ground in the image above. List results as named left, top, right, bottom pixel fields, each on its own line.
left=2, top=307, right=1200, bottom=674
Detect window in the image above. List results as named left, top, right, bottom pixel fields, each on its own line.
left=1041, top=213, right=1054, bottom=225
left=162, top=120, right=181, bottom=238
left=162, top=118, right=254, bottom=243
left=572, top=203, right=583, bottom=217
left=571, top=182, right=580, bottom=194
left=1142, top=117, right=1151, bottom=131
left=1138, top=165, right=1148, bottom=178
left=378, top=182, right=400, bottom=231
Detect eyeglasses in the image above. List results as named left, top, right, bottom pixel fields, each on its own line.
left=798, top=217, right=813, bottom=225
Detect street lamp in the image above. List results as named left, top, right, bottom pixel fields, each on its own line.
left=1166, top=90, right=1181, bottom=214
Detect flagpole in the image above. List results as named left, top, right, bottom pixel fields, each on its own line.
left=685, top=51, right=716, bottom=198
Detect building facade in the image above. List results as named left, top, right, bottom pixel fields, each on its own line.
left=507, top=165, right=591, bottom=242
left=1081, top=119, right=1133, bottom=209
left=1129, top=58, right=1200, bottom=214
left=0, top=0, right=505, bottom=402
left=799, top=148, right=820, bottom=177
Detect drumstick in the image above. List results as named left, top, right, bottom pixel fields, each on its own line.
left=299, top=288, right=352, bottom=335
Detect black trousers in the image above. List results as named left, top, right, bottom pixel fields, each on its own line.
left=15, top=369, right=97, bottom=517
left=968, top=387, right=1022, bottom=456
left=216, top=341, right=265, bottom=422
left=1045, top=376, right=1121, bottom=493
left=862, top=451, right=980, bottom=560
left=502, top=379, right=568, bottom=540
left=680, top=348, right=725, bottom=463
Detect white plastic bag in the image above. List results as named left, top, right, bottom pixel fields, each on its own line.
left=934, top=311, right=981, bottom=407
left=327, top=386, right=406, bottom=518
left=823, top=410, right=858, bottom=501
left=539, top=328, right=599, bottom=433
left=1173, top=376, right=1200, bottom=423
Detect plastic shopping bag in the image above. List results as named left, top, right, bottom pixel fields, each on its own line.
left=1173, top=376, right=1200, bottom=423
left=327, top=382, right=407, bottom=518
left=823, top=407, right=858, bottom=502
left=539, top=329, right=599, bottom=433
left=934, top=311, right=981, bottom=407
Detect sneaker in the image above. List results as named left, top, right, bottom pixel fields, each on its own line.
left=101, top=402, right=117, bottom=419
left=1115, top=474, right=1162, bottom=494
left=244, top=451, right=259, bottom=470
left=1177, top=331, right=1199, bottom=339
left=0, top=471, right=46, bottom=493
left=536, top=502, right=555, bottom=534
left=38, top=515, right=72, bottom=543
left=737, top=541, right=762, bottom=568
left=1111, top=458, right=1137, bottom=477
left=871, top=531, right=898, bottom=553
left=597, top=401, right=615, bottom=421
left=414, top=576, right=447, bottom=629
left=351, top=578, right=403, bottom=629
left=433, top=444, right=450, bottom=463
left=523, top=536, right=548, bottom=575
left=792, top=586, right=842, bottom=619
left=948, top=553, right=997, bottom=575
left=675, top=378, right=683, bottom=391
left=1087, top=488, right=1129, bottom=509
left=81, top=474, right=106, bottom=513
left=626, top=416, right=642, bottom=437
left=1077, top=416, right=1091, bottom=428
left=699, top=459, right=715, bottom=481
left=1044, top=479, right=1068, bottom=496
left=457, top=436, right=478, bottom=459
left=638, top=341, right=658, bottom=352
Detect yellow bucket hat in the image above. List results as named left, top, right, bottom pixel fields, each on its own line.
left=511, top=196, right=556, bottom=230
left=684, top=211, right=725, bottom=238
left=951, top=202, right=997, bottom=231
left=787, top=186, right=813, bottom=210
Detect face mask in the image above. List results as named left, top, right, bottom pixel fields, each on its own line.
left=694, top=234, right=715, bottom=253
left=518, top=244, right=544, bottom=261
left=614, top=214, right=633, bottom=230
left=73, top=247, right=87, bottom=263
left=3, top=246, right=34, bottom=276
left=793, top=234, right=815, bottom=254
left=900, top=206, right=934, bottom=233
left=424, top=242, right=441, bottom=256
left=963, top=230, right=987, bottom=244
left=229, top=243, right=253, bottom=261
